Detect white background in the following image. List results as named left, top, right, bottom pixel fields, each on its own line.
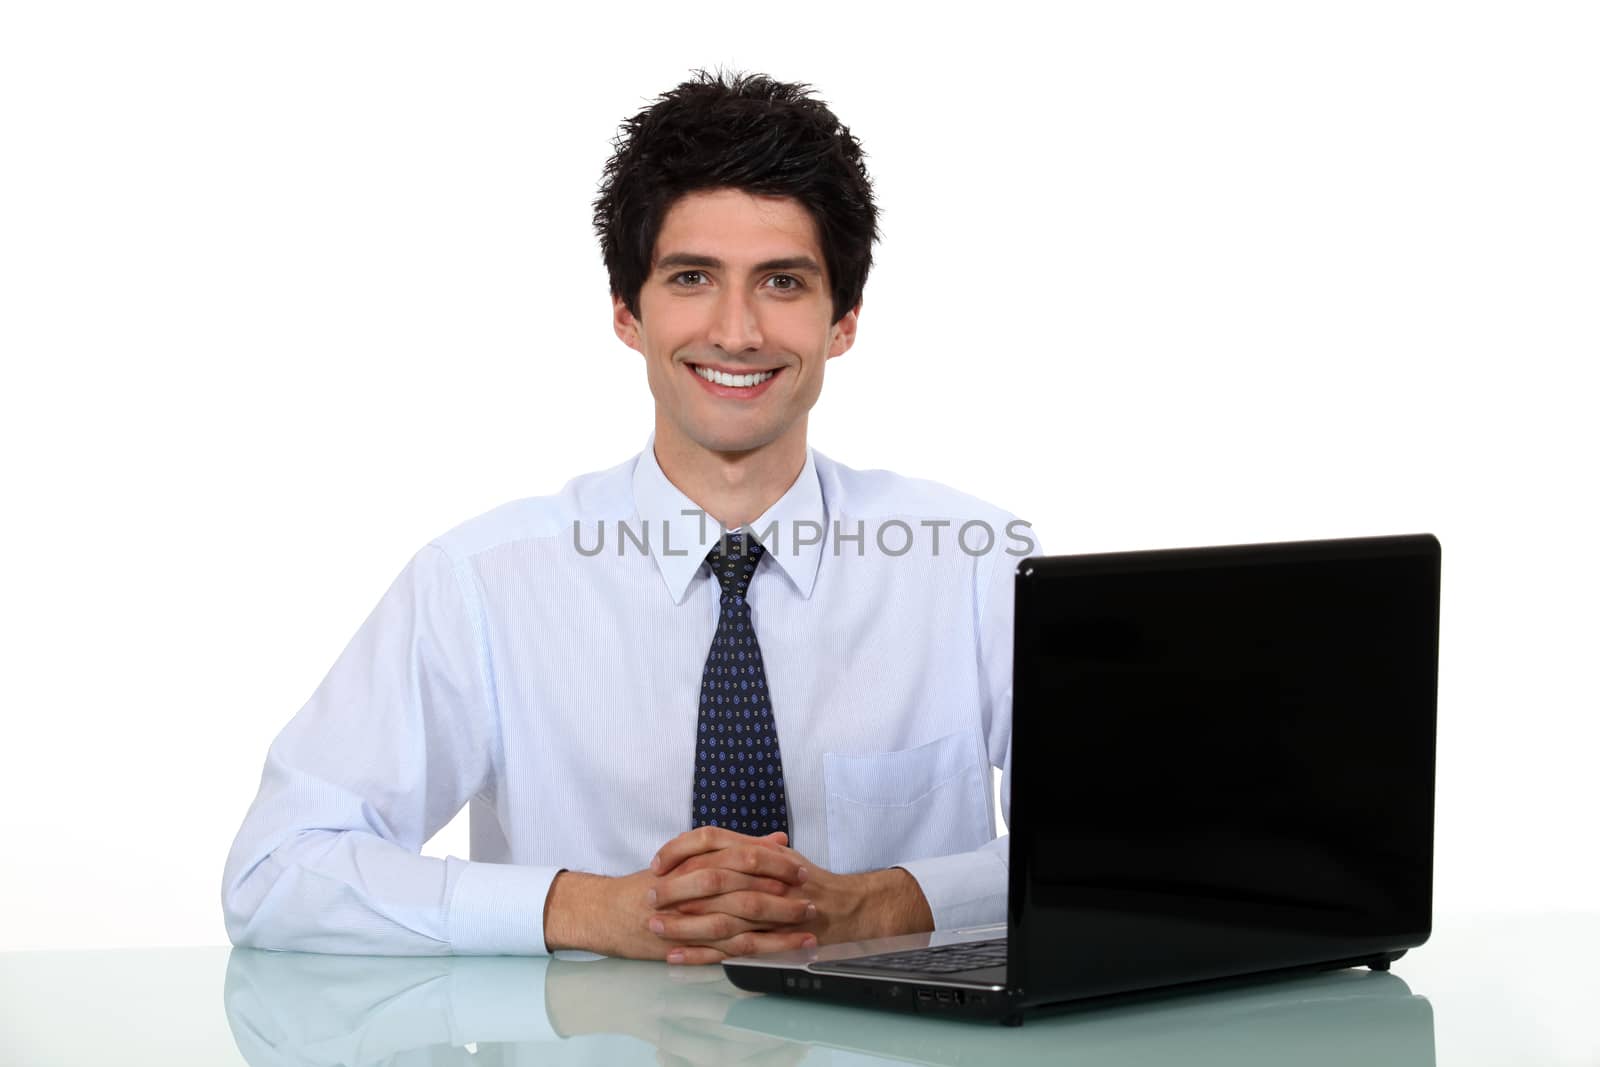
left=1, top=1, right=1594, bottom=952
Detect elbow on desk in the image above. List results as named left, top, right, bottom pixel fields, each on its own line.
left=220, top=844, right=296, bottom=952
left=220, top=832, right=456, bottom=956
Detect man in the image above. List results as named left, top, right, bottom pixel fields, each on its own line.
left=222, top=70, right=1035, bottom=963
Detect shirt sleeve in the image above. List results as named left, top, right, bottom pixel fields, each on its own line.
left=894, top=517, right=1037, bottom=930
left=221, top=543, right=559, bottom=955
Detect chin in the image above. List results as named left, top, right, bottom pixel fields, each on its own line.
left=697, top=435, right=774, bottom=458
left=686, top=424, right=785, bottom=458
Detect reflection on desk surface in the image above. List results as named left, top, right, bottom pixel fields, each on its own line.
left=221, top=948, right=1435, bottom=1067
left=727, top=968, right=1431, bottom=1066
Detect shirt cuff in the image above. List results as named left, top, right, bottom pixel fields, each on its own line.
left=895, top=848, right=1008, bottom=931
left=447, top=858, right=562, bottom=955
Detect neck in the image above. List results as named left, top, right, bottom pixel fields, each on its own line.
left=652, top=419, right=808, bottom=530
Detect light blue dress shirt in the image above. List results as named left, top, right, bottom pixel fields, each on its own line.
left=222, top=434, right=1037, bottom=956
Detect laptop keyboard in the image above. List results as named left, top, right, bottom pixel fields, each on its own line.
left=829, top=937, right=1007, bottom=975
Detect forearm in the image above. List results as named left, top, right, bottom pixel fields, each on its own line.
left=809, top=867, right=935, bottom=945
left=870, top=867, right=936, bottom=939
left=893, top=835, right=1010, bottom=932
left=543, top=869, right=607, bottom=954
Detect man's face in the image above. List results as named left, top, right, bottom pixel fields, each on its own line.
left=614, top=187, right=859, bottom=461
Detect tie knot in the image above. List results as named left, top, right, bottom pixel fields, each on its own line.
left=706, top=531, right=765, bottom=599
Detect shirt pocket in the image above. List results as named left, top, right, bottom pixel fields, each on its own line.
left=822, top=726, right=992, bottom=874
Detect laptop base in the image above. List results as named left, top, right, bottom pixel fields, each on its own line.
left=725, top=948, right=1409, bottom=1026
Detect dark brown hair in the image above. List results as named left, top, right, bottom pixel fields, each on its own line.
left=593, top=68, right=880, bottom=326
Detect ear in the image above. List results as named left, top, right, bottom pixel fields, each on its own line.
left=826, top=300, right=862, bottom=360
left=613, top=294, right=643, bottom=354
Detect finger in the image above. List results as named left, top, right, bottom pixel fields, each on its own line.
left=669, top=891, right=816, bottom=926
left=651, top=864, right=801, bottom=909
left=650, top=826, right=745, bottom=872
left=666, top=832, right=789, bottom=871
left=653, top=869, right=790, bottom=908
left=662, top=945, right=727, bottom=966
left=659, top=843, right=809, bottom=887
left=650, top=910, right=763, bottom=943
left=650, top=900, right=816, bottom=941
left=672, top=850, right=798, bottom=888
left=711, top=928, right=818, bottom=959
left=663, top=929, right=817, bottom=965
left=651, top=827, right=788, bottom=874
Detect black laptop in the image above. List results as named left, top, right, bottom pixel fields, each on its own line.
left=723, top=533, right=1441, bottom=1025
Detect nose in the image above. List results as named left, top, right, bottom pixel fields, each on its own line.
left=707, top=286, right=764, bottom=356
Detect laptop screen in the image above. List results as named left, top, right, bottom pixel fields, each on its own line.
left=1010, top=535, right=1439, bottom=1002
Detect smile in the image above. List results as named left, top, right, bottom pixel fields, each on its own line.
left=690, top=364, right=779, bottom=388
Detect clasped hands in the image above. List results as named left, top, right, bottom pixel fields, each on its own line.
left=645, top=827, right=837, bottom=965
left=545, top=826, right=929, bottom=964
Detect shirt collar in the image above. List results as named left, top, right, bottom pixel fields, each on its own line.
left=631, top=431, right=825, bottom=605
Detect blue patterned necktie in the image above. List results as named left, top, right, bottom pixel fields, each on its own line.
left=692, top=530, right=789, bottom=840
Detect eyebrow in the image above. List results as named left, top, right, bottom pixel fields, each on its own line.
left=655, top=253, right=825, bottom=277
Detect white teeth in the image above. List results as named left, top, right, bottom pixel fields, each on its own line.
left=693, top=365, right=777, bottom=388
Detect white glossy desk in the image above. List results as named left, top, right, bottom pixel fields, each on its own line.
left=2, top=914, right=1595, bottom=1065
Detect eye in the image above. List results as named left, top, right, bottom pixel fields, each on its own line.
left=766, top=274, right=804, bottom=291
left=670, top=270, right=707, bottom=286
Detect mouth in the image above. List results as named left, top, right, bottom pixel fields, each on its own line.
left=685, top=361, right=784, bottom=398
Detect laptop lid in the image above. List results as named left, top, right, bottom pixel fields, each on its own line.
left=1010, top=534, right=1440, bottom=1008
